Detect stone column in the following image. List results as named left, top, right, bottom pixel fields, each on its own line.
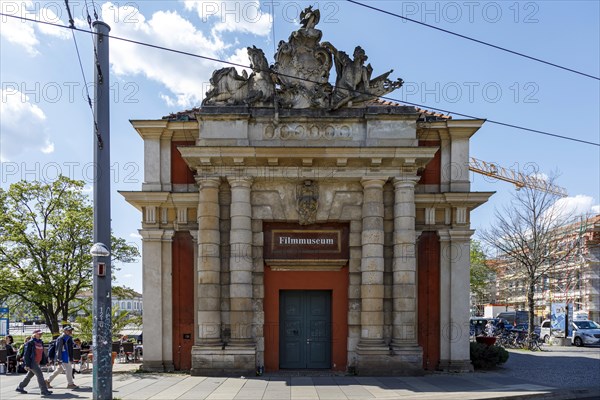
left=161, top=229, right=175, bottom=372
left=448, top=229, right=474, bottom=371
left=140, top=228, right=165, bottom=371
left=357, top=178, right=388, bottom=354
left=196, top=177, right=222, bottom=347
left=228, top=176, right=255, bottom=347
left=391, top=176, right=420, bottom=348
left=437, top=230, right=452, bottom=370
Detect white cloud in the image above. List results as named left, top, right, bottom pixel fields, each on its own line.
left=36, top=6, right=71, bottom=39
left=0, top=1, right=39, bottom=55
left=0, top=89, right=54, bottom=161
left=183, top=0, right=272, bottom=36
left=104, top=3, right=237, bottom=107
left=129, top=232, right=143, bottom=239
left=0, top=1, right=71, bottom=55
left=547, top=195, right=599, bottom=221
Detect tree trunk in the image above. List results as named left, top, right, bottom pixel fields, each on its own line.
left=528, top=277, right=536, bottom=338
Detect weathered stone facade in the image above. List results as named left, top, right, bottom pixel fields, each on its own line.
left=121, top=8, right=492, bottom=375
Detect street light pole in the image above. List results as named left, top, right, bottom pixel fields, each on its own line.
left=92, top=20, right=112, bottom=400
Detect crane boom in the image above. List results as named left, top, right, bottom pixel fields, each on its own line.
left=469, top=157, right=568, bottom=197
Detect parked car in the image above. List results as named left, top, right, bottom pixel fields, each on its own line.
left=496, top=311, right=529, bottom=326
left=512, top=323, right=541, bottom=336
left=571, top=320, right=600, bottom=347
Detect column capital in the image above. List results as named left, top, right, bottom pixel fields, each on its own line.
left=360, top=177, right=388, bottom=189
left=162, top=229, right=175, bottom=242
left=437, top=229, right=451, bottom=242
left=227, top=176, right=253, bottom=188
left=189, top=230, right=198, bottom=242
left=392, top=176, right=420, bottom=189
left=139, top=228, right=164, bottom=241
left=195, top=176, right=221, bottom=189
left=449, top=229, right=475, bottom=242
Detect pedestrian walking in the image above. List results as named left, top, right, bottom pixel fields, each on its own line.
left=45, top=325, right=78, bottom=389
left=15, top=329, right=52, bottom=396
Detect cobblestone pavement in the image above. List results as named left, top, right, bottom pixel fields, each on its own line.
left=0, top=346, right=598, bottom=399
left=495, top=345, right=600, bottom=389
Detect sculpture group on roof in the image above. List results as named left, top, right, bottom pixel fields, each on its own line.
left=202, top=6, right=403, bottom=110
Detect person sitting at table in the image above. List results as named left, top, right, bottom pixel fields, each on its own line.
left=73, top=338, right=90, bottom=372
left=4, top=335, right=18, bottom=373
left=120, top=335, right=132, bottom=362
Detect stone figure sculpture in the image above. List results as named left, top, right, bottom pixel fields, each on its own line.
left=202, top=46, right=274, bottom=106
left=322, top=43, right=404, bottom=110
left=272, top=7, right=332, bottom=108
left=297, top=180, right=319, bottom=225
left=202, top=6, right=402, bottom=110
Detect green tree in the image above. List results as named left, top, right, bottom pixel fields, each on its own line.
left=0, top=176, right=139, bottom=334
left=76, top=303, right=141, bottom=343
left=470, top=239, right=494, bottom=308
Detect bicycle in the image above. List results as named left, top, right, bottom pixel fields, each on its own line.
left=527, top=333, right=545, bottom=351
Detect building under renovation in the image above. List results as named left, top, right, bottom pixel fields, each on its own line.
left=122, top=7, right=492, bottom=375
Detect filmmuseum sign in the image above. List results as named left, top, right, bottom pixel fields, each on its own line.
left=264, top=223, right=349, bottom=270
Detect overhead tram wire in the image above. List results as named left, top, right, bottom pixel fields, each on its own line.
left=62, top=0, right=103, bottom=148
left=345, top=0, right=600, bottom=81
left=2, top=12, right=598, bottom=148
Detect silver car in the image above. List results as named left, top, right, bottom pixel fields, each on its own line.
left=572, top=320, right=600, bottom=347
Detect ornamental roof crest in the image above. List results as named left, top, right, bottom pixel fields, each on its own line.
left=202, top=6, right=403, bottom=110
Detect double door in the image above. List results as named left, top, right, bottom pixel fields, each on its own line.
left=279, top=290, right=331, bottom=369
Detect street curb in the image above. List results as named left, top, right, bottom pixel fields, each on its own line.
left=485, top=388, right=600, bottom=400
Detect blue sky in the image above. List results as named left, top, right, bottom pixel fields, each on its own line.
left=1, top=1, right=599, bottom=293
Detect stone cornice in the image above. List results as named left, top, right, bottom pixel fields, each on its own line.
left=129, top=119, right=198, bottom=141
left=444, top=192, right=495, bottom=209
left=449, top=229, right=476, bottom=241
left=178, top=146, right=438, bottom=170
left=120, top=191, right=200, bottom=211
left=139, top=228, right=164, bottom=241
left=414, top=192, right=494, bottom=209
left=119, top=191, right=170, bottom=211
left=170, top=193, right=199, bottom=208
left=417, top=119, right=485, bottom=139
left=129, top=120, right=168, bottom=140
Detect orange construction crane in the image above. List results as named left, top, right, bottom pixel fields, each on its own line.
left=469, top=157, right=568, bottom=197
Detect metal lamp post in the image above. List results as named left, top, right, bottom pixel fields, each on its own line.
left=91, top=20, right=112, bottom=400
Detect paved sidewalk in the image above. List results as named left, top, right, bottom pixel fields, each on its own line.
left=2, top=347, right=599, bottom=400
left=1, top=369, right=598, bottom=400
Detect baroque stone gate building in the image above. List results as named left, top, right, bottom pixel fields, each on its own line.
left=122, top=8, right=492, bottom=375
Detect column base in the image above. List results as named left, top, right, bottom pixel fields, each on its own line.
left=355, top=345, right=423, bottom=376
left=141, top=360, right=166, bottom=372
left=227, top=339, right=256, bottom=349
left=163, top=361, right=174, bottom=373
left=356, top=339, right=390, bottom=355
left=439, top=359, right=474, bottom=373
left=191, top=346, right=256, bottom=376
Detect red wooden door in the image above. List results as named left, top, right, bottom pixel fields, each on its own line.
left=418, top=231, right=440, bottom=370
left=172, top=231, right=194, bottom=371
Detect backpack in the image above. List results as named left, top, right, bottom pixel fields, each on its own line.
left=48, top=339, right=57, bottom=361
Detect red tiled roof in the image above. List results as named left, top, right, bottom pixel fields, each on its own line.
left=162, top=100, right=452, bottom=121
